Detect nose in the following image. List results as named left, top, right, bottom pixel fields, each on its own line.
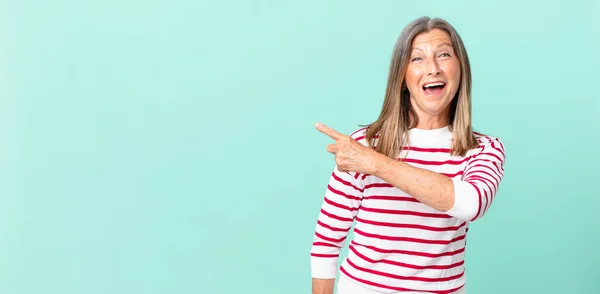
left=427, top=60, right=441, bottom=76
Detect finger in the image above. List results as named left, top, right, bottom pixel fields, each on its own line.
left=315, top=123, right=344, bottom=141
left=339, top=165, right=353, bottom=173
left=326, top=143, right=338, bottom=154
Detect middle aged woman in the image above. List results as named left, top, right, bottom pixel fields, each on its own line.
left=310, top=16, right=506, bottom=294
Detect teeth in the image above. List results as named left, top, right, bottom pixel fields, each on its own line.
left=424, top=82, right=445, bottom=88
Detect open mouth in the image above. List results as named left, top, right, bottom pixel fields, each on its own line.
left=422, top=82, right=446, bottom=95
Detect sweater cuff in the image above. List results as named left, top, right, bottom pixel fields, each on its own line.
left=447, top=178, right=478, bottom=221
left=310, top=256, right=339, bottom=279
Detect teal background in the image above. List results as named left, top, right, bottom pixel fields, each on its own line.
left=1, top=0, right=599, bottom=293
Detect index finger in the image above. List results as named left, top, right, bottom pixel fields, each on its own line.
left=315, top=123, right=344, bottom=141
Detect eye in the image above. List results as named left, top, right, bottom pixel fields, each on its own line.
left=411, top=57, right=422, bottom=62
left=439, top=53, right=451, bottom=58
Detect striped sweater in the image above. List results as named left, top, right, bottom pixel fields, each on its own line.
left=310, top=126, right=506, bottom=293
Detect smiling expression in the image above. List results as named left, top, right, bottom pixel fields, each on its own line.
left=404, top=29, right=461, bottom=128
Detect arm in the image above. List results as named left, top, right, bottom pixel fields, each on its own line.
left=312, top=279, right=335, bottom=294
left=374, top=138, right=506, bottom=221
left=375, top=158, right=455, bottom=211
left=310, top=166, right=364, bottom=294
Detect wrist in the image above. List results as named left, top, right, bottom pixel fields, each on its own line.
left=373, top=153, right=397, bottom=177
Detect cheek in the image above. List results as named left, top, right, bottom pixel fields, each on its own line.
left=405, top=67, right=423, bottom=90
left=443, top=61, right=461, bottom=84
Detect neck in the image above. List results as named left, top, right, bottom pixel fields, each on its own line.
left=410, top=113, right=450, bottom=130
left=415, top=119, right=449, bottom=129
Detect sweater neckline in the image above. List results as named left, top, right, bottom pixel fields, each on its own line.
left=407, top=125, right=452, bottom=145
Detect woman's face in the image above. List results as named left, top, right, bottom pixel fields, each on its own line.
left=404, top=29, right=461, bottom=127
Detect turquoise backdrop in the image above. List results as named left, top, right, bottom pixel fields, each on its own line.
left=1, top=0, right=599, bottom=293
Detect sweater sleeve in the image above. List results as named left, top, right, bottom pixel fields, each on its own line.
left=310, top=166, right=364, bottom=279
left=447, top=137, right=506, bottom=222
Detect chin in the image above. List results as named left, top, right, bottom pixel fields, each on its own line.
left=423, top=109, right=448, bottom=117
left=423, top=96, right=450, bottom=107
left=411, top=93, right=454, bottom=117
left=421, top=101, right=452, bottom=115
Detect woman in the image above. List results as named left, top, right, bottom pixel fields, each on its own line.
left=310, top=17, right=506, bottom=294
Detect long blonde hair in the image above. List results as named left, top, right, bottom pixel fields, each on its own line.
left=364, top=17, right=478, bottom=157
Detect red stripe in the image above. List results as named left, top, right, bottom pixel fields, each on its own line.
left=475, top=184, right=490, bottom=215
left=463, top=160, right=485, bottom=175
left=468, top=175, right=496, bottom=194
left=317, top=220, right=350, bottom=232
left=332, top=172, right=364, bottom=192
left=353, top=134, right=379, bottom=141
left=465, top=170, right=498, bottom=187
left=484, top=163, right=503, bottom=179
left=464, top=163, right=493, bottom=178
left=359, top=206, right=451, bottom=218
left=465, top=158, right=494, bottom=168
left=354, top=145, right=453, bottom=153
left=464, top=163, right=501, bottom=180
left=350, top=127, right=367, bottom=137
left=467, top=176, right=494, bottom=213
left=469, top=182, right=483, bottom=221
left=401, top=157, right=468, bottom=166
left=477, top=151, right=503, bottom=162
left=319, top=208, right=353, bottom=222
left=327, top=185, right=361, bottom=201
left=310, top=253, right=338, bottom=258
left=362, top=195, right=420, bottom=203
left=324, top=197, right=358, bottom=212
left=315, top=232, right=345, bottom=243
left=351, top=136, right=462, bottom=157
left=345, top=258, right=464, bottom=282
left=475, top=134, right=490, bottom=141
left=492, top=161, right=504, bottom=174
left=466, top=172, right=498, bottom=191
left=364, top=182, right=395, bottom=189
left=355, top=217, right=465, bottom=231
left=354, top=228, right=465, bottom=244
left=491, top=141, right=505, bottom=158
left=351, top=241, right=465, bottom=258
left=402, top=146, right=451, bottom=153
left=339, top=267, right=465, bottom=293
left=441, top=170, right=464, bottom=178
left=349, top=245, right=465, bottom=270
left=475, top=181, right=495, bottom=211
left=312, top=242, right=339, bottom=248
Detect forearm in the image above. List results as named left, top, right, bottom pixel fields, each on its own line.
left=311, top=166, right=363, bottom=292
left=312, top=278, right=335, bottom=294
left=375, top=155, right=454, bottom=212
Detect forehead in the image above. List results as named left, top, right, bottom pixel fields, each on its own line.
left=411, top=29, right=452, bottom=49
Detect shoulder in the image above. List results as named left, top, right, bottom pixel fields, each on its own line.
left=349, top=127, right=373, bottom=146
left=472, top=130, right=506, bottom=160
left=473, top=130, right=504, bottom=148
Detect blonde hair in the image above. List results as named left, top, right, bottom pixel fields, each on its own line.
left=364, top=17, right=478, bottom=157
